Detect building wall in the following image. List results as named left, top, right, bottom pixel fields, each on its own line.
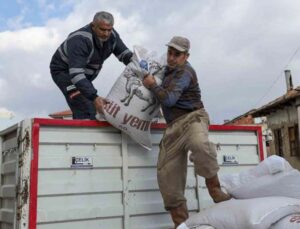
left=267, top=106, right=300, bottom=170
left=267, top=106, right=298, bottom=125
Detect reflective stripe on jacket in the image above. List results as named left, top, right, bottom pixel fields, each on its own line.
left=50, top=23, right=132, bottom=100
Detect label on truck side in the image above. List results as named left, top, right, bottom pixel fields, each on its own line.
left=222, top=155, right=238, bottom=165
left=71, top=156, right=93, bottom=168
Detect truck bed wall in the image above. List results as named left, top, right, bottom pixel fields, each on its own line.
left=0, top=119, right=264, bottom=229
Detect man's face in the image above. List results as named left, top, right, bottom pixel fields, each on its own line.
left=167, top=47, right=189, bottom=69
left=92, top=20, right=113, bottom=41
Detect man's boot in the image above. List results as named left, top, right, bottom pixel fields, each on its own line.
left=205, top=174, right=231, bottom=203
left=170, top=202, right=189, bottom=228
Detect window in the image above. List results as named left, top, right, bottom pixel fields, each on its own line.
left=288, top=125, right=300, bottom=157
left=274, top=128, right=284, bottom=157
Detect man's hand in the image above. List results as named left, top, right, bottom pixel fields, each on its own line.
left=93, top=96, right=109, bottom=114
left=142, top=74, right=157, bottom=89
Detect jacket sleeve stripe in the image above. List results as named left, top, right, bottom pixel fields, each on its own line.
left=71, top=73, right=86, bottom=84
left=69, top=68, right=85, bottom=74
left=112, top=30, right=117, bottom=51
left=117, top=49, right=131, bottom=62
left=66, top=85, right=77, bottom=91
left=58, top=47, right=69, bottom=63
left=68, top=31, right=94, bottom=63
left=87, top=64, right=100, bottom=69
left=58, top=31, right=94, bottom=63
left=68, top=31, right=93, bottom=42
left=85, top=68, right=96, bottom=75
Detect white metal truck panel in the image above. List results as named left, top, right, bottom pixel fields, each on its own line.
left=0, top=124, right=18, bottom=229
left=0, top=119, right=264, bottom=229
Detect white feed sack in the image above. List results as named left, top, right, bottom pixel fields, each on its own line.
left=270, top=213, right=300, bottom=229
left=220, top=155, right=300, bottom=199
left=101, top=46, right=166, bottom=150
left=179, top=197, right=300, bottom=229
left=177, top=224, right=215, bottom=229
left=220, top=155, right=293, bottom=192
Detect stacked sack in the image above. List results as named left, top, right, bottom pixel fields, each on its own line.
left=178, top=155, right=300, bottom=229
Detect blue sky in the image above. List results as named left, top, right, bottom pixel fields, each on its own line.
left=0, top=0, right=73, bottom=30
left=1, top=0, right=300, bottom=130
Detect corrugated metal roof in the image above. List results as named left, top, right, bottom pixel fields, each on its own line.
left=227, top=86, right=300, bottom=122
left=251, top=86, right=300, bottom=117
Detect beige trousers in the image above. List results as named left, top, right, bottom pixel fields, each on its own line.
left=157, top=109, right=219, bottom=210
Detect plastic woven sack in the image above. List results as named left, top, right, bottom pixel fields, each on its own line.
left=270, top=213, right=300, bottom=229
left=101, top=46, right=166, bottom=149
left=220, top=155, right=300, bottom=199
left=182, top=197, right=300, bottom=229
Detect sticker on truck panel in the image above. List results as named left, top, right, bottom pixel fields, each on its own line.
left=71, top=156, right=93, bottom=168
left=223, top=155, right=238, bottom=165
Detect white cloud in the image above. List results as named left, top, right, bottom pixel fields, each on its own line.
left=0, top=107, right=15, bottom=119
left=0, top=27, right=60, bottom=52
left=1, top=0, right=300, bottom=127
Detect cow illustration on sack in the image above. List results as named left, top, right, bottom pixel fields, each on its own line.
left=103, top=45, right=166, bottom=150
left=120, top=60, right=163, bottom=115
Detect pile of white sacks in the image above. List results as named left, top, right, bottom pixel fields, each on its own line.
left=178, top=155, right=300, bottom=229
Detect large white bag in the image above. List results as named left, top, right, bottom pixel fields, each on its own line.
left=179, top=197, right=300, bottom=229
left=102, top=46, right=166, bottom=150
left=220, top=155, right=293, bottom=191
left=225, top=169, right=300, bottom=199
left=177, top=224, right=215, bottom=229
left=220, top=155, right=300, bottom=199
left=270, top=213, right=300, bottom=229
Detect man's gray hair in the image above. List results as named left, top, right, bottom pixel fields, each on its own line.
left=93, top=11, right=114, bottom=26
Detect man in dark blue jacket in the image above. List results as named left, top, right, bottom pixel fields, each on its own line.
left=50, top=11, right=133, bottom=119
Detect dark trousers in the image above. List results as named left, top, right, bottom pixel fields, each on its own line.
left=51, top=71, right=96, bottom=120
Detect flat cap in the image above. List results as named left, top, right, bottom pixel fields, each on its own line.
left=166, top=36, right=190, bottom=52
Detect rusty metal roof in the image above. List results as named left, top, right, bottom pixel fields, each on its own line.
left=227, top=86, right=300, bottom=122
left=251, top=86, right=300, bottom=117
